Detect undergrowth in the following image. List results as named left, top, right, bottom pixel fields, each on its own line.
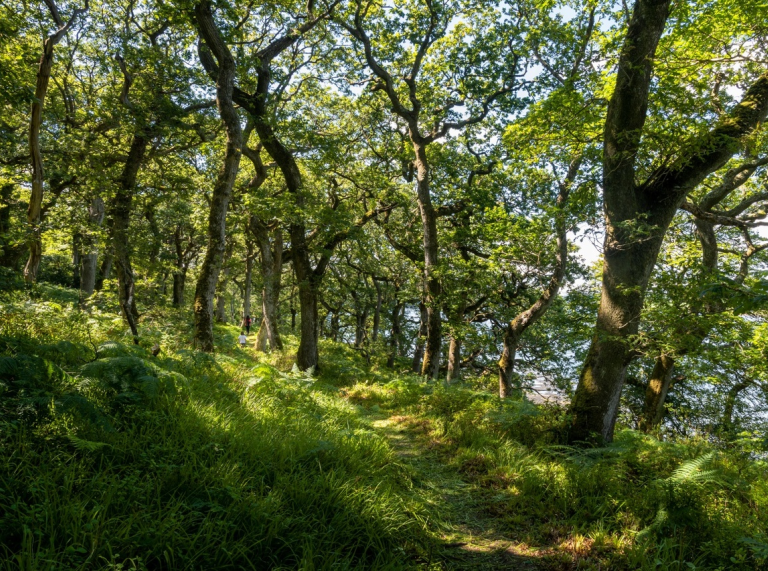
left=0, top=287, right=430, bottom=570
left=2, top=284, right=768, bottom=570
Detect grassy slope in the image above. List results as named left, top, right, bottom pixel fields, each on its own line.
left=1, top=284, right=767, bottom=570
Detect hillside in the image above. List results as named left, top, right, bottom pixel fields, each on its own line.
left=2, top=285, right=767, bottom=570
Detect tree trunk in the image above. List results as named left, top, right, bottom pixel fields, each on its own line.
left=327, top=309, right=340, bottom=342
left=446, top=336, right=461, bottom=383
left=387, top=299, right=403, bottom=368
left=215, top=248, right=232, bottom=323
left=172, top=226, right=187, bottom=307
left=72, top=233, right=81, bottom=289
left=639, top=354, right=676, bottom=432
left=254, top=317, right=268, bottom=351
left=172, top=271, right=186, bottom=307
left=23, top=3, right=86, bottom=282
left=721, top=380, right=752, bottom=435
left=193, top=1, right=243, bottom=352
left=215, top=287, right=227, bottom=322
left=79, top=196, right=105, bottom=298
left=372, top=279, right=382, bottom=343
left=243, top=240, right=254, bottom=319
left=296, top=274, right=320, bottom=370
left=111, top=134, right=149, bottom=343
left=96, top=250, right=112, bottom=291
left=411, top=302, right=428, bottom=374
left=567, top=0, right=768, bottom=443
left=413, top=143, right=442, bottom=378
left=251, top=217, right=283, bottom=351
left=636, top=218, right=723, bottom=428
left=354, top=306, right=368, bottom=348
left=498, top=327, right=522, bottom=398
left=498, top=157, right=577, bottom=398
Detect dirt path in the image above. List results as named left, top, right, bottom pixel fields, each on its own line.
left=370, top=415, right=541, bottom=570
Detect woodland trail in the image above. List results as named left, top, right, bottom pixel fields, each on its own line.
left=369, top=415, right=542, bottom=570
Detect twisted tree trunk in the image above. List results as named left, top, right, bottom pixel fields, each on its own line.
left=193, top=0, right=243, bottom=352
left=23, top=0, right=88, bottom=283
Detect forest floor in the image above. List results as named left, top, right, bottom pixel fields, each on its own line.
left=369, top=413, right=541, bottom=570
left=2, top=283, right=768, bottom=570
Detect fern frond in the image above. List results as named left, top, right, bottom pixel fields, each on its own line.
left=66, top=434, right=110, bottom=452
left=669, top=453, right=716, bottom=483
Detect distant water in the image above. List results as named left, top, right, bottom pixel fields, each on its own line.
left=526, top=378, right=568, bottom=404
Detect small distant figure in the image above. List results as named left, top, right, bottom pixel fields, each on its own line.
left=243, top=314, right=252, bottom=334
left=151, top=343, right=161, bottom=357
left=238, top=331, right=247, bottom=348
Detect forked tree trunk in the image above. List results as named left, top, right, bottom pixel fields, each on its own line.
left=193, top=1, right=243, bottom=352
left=79, top=196, right=105, bottom=297
left=568, top=0, right=768, bottom=443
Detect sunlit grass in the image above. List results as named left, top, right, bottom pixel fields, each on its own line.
left=2, top=284, right=768, bottom=569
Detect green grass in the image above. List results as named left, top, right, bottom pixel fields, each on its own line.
left=1, top=285, right=768, bottom=570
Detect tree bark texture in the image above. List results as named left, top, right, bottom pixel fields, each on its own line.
left=193, top=0, right=243, bottom=352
